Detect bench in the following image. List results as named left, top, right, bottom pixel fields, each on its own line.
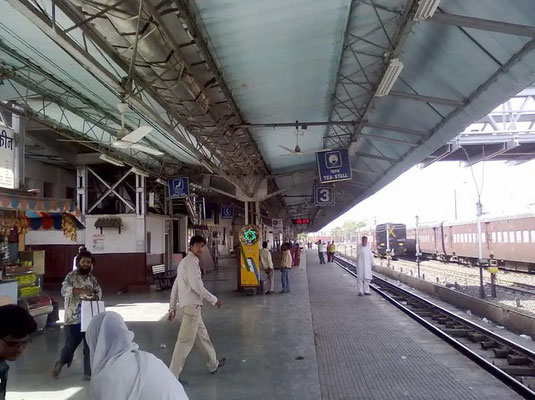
left=151, top=264, right=176, bottom=291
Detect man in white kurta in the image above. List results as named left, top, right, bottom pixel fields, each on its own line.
left=356, top=236, right=373, bottom=296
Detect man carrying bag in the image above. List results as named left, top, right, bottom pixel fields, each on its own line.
left=52, top=251, right=102, bottom=380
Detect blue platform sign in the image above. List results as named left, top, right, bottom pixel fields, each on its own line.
left=316, top=148, right=352, bottom=183
left=314, top=185, right=335, bottom=206
left=221, top=206, right=234, bottom=219
left=168, top=177, right=189, bottom=198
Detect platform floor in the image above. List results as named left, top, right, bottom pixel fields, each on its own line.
left=5, top=250, right=523, bottom=399
left=6, top=253, right=320, bottom=400
left=307, top=251, right=521, bottom=400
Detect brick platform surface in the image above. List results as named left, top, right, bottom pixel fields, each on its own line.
left=306, top=251, right=521, bottom=400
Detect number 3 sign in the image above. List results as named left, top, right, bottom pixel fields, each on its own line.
left=314, top=185, right=335, bottom=206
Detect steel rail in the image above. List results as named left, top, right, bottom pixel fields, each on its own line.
left=333, top=255, right=535, bottom=399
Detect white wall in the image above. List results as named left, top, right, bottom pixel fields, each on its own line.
left=25, top=159, right=76, bottom=198
left=26, top=229, right=85, bottom=245
left=146, top=214, right=166, bottom=255
left=85, top=214, right=143, bottom=254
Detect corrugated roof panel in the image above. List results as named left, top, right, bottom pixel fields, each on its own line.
left=194, top=0, right=350, bottom=170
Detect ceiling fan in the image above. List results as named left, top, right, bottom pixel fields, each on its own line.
left=278, top=127, right=317, bottom=157
left=57, top=102, right=163, bottom=156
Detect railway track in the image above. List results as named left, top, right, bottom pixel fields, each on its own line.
left=334, top=255, right=535, bottom=399
left=383, top=257, right=535, bottom=296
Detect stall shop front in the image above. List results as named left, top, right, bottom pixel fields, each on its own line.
left=0, top=191, right=82, bottom=329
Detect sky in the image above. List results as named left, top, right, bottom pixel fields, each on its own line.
left=321, top=159, right=535, bottom=232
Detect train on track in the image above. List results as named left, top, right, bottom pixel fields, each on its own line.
left=353, top=223, right=408, bottom=258
left=405, top=214, right=535, bottom=273
left=375, top=223, right=407, bottom=257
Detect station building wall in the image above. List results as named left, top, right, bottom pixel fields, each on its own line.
left=84, top=214, right=147, bottom=293
left=145, top=214, right=166, bottom=267
left=25, top=159, right=76, bottom=199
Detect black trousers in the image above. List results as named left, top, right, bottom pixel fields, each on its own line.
left=59, top=323, right=91, bottom=376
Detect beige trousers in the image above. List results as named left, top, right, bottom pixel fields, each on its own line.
left=169, top=304, right=218, bottom=377
left=265, top=269, right=275, bottom=292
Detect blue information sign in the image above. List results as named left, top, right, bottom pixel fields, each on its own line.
left=221, top=206, right=234, bottom=219
left=314, top=185, right=335, bottom=206
left=168, top=177, right=189, bottom=198
left=316, top=148, right=352, bottom=183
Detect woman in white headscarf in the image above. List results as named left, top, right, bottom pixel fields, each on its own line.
left=86, top=311, right=188, bottom=400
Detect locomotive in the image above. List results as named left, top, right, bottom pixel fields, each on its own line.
left=375, top=223, right=407, bottom=257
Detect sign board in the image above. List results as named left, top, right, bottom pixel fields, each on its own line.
left=316, top=148, right=352, bottom=183
left=0, top=126, right=16, bottom=189
left=221, top=206, right=234, bottom=219
left=92, top=234, right=105, bottom=252
left=292, top=218, right=310, bottom=225
left=272, top=218, right=283, bottom=236
left=314, top=185, right=335, bottom=206
left=168, top=177, right=189, bottom=198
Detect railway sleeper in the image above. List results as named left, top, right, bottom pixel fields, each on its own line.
left=442, top=328, right=472, bottom=337
left=431, top=313, right=444, bottom=320
left=481, top=341, right=499, bottom=350
left=500, top=366, right=535, bottom=376
left=437, top=317, right=451, bottom=324
left=467, top=333, right=487, bottom=342
left=445, top=321, right=464, bottom=329
left=493, top=348, right=514, bottom=358
left=507, top=354, right=533, bottom=366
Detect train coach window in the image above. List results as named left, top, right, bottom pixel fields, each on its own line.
left=503, top=232, right=508, bottom=243
left=516, top=231, right=522, bottom=243
left=523, top=231, right=529, bottom=243
left=482, top=233, right=486, bottom=242
left=491, top=232, right=496, bottom=242
left=510, top=232, right=516, bottom=243
left=531, top=230, right=535, bottom=243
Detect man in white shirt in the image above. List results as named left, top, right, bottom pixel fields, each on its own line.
left=317, top=240, right=326, bottom=264
left=259, top=241, right=274, bottom=294
left=167, top=236, right=225, bottom=383
left=356, top=236, right=373, bottom=296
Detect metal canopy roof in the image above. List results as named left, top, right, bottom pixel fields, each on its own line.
left=2, top=0, right=535, bottom=230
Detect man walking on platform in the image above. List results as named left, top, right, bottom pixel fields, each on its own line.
left=260, top=241, right=275, bottom=294
left=317, top=240, right=326, bottom=264
left=356, top=236, right=373, bottom=296
left=52, top=251, right=102, bottom=380
left=168, top=236, right=225, bottom=383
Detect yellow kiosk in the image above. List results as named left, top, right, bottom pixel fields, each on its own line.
left=237, top=224, right=261, bottom=293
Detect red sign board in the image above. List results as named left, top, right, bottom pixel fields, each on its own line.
left=292, top=218, right=310, bottom=225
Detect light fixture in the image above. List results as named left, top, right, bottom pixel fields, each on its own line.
left=374, top=58, right=404, bottom=97
left=200, top=159, right=214, bottom=174
left=99, top=154, right=124, bottom=167
left=156, top=178, right=168, bottom=186
left=414, top=0, right=440, bottom=21
left=132, top=167, right=149, bottom=178
left=348, top=141, right=359, bottom=156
